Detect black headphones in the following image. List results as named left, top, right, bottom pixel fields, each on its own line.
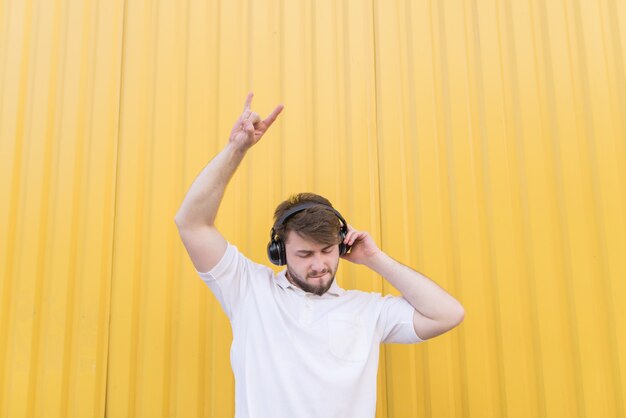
left=267, top=202, right=349, bottom=266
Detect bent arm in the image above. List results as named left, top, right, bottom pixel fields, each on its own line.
left=174, top=142, right=248, bottom=272
left=175, top=92, right=283, bottom=273
left=342, top=227, right=464, bottom=340
left=365, top=252, right=464, bottom=340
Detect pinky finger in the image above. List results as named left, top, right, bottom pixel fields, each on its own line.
left=263, top=104, right=285, bottom=127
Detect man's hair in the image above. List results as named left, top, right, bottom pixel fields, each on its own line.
left=273, top=193, right=342, bottom=246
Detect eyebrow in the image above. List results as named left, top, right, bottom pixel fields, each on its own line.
left=295, top=245, right=334, bottom=254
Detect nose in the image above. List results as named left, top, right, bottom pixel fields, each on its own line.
left=309, top=252, right=326, bottom=272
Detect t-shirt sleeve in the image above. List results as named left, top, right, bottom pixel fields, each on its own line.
left=377, top=295, right=424, bottom=344
left=195, top=244, right=256, bottom=321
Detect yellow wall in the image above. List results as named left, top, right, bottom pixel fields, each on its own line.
left=1, top=0, right=625, bottom=417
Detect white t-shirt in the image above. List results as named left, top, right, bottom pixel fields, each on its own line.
left=197, top=244, right=423, bottom=418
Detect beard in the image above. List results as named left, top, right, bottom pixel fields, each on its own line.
left=286, top=262, right=339, bottom=296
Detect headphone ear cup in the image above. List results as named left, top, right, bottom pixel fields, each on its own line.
left=267, top=238, right=287, bottom=266
left=276, top=239, right=286, bottom=266
left=338, top=229, right=348, bottom=256
left=267, top=239, right=279, bottom=265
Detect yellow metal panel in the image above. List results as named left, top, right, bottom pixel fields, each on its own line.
left=0, top=0, right=123, bottom=417
left=374, top=0, right=626, bottom=418
left=2, top=0, right=625, bottom=417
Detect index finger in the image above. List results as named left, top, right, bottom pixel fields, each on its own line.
left=243, top=92, right=254, bottom=112
left=262, top=103, right=285, bottom=128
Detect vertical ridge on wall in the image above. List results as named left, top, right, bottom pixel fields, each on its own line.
left=531, top=0, right=582, bottom=415
left=25, top=2, right=53, bottom=415
left=107, top=0, right=153, bottom=413
left=0, top=0, right=35, bottom=407
left=463, top=1, right=507, bottom=416
left=563, top=0, right=623, bottom=415
left=495, top=0, right=544, bottom=414
left=104, top=0, right=127, bottom=411
left=588, top=1, right=626, bottom=408
left=571, top=0, right=625, bottom=414
left=601, top=0, right=626, bottom=409
left=0, top=1, right=31, bottom=416
left=178, top=0, right=206, bottom=414
left=206, top=0, right=224, bottom=415
left=557, top=0, right=596, bottom=411
left=434, top=3, right=469, bottom=417
left=163, top=0, right=188, bottom=415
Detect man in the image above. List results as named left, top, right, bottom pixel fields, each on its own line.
left=174, top=93, right=464, bottom=417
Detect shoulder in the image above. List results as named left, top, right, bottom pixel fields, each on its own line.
left=197, top=243, right=276, bottom=283
left=342, top=288, right=387, bottom=301
left=338, top=289, right=390, bottom=310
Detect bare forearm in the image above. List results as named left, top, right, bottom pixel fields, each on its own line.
left=365, top=252, right=464, bottom=322
left=173, top=93, right=283, bottom=273
left=174, top=142, right=247, bottom=227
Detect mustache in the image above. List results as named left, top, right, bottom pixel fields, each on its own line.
left=307, top=269, right=331, bottom=278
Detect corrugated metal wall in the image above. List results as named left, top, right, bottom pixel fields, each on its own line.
left=1, top=0, right=624, bottom=417
left=0, top=0, right=123, bottom=416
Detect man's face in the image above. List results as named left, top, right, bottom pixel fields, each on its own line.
left=284, top=231, right=340, bottom=296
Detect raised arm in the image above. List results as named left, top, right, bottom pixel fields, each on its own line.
left=174, top=92, right=284, bottom=273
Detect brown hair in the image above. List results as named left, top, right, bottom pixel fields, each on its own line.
left=273, top=193, right=342, bottom=246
